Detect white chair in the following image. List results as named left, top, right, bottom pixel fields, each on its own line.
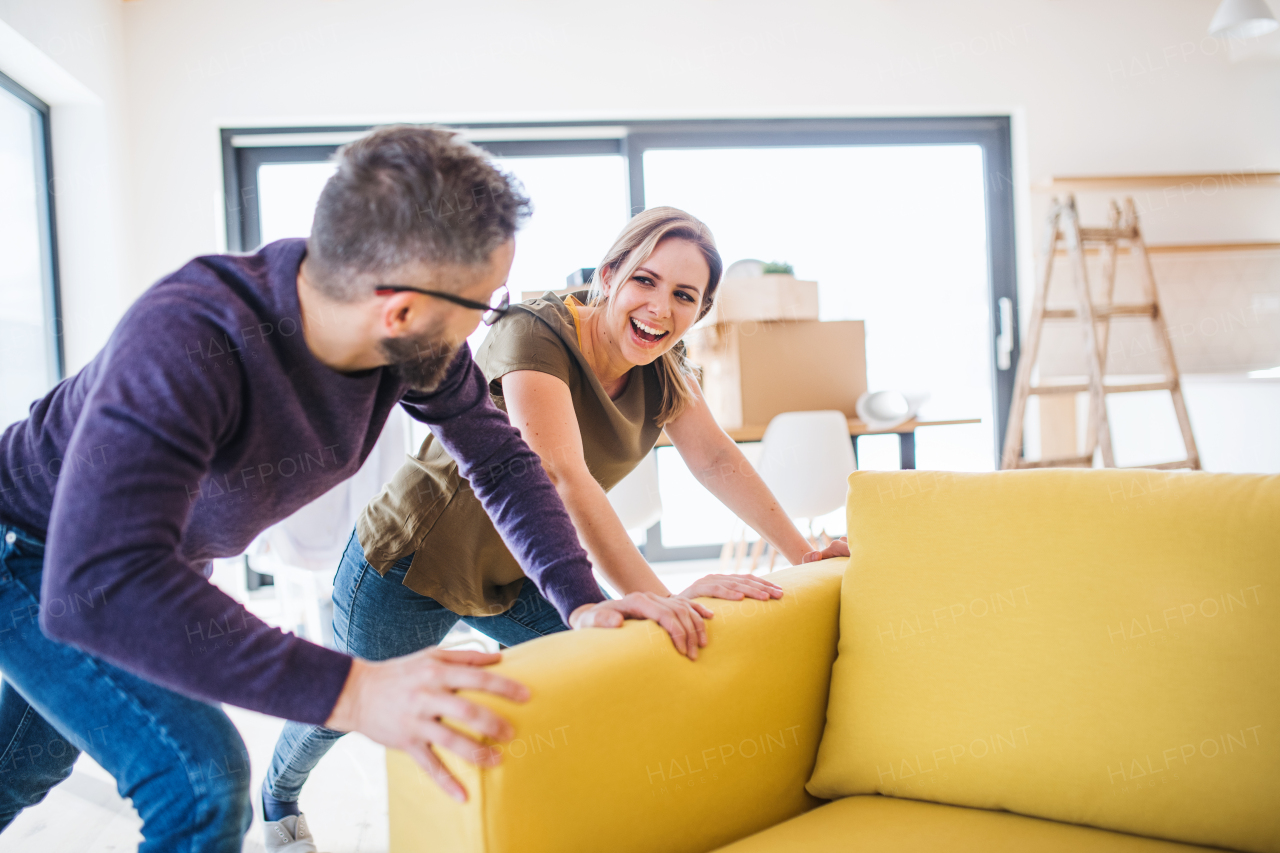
left=606, top=451, right=662, bottom=533
left=724, top=410, right=856, bottom=572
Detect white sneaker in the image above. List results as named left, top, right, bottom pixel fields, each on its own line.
left=263, top=812, right=318, bottom=853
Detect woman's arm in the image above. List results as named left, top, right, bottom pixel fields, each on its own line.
left=500, top=370, right=668, bottom=596
left=500, top=370, right=781, bottom=659
left=663, top=376, right=851, bottom=567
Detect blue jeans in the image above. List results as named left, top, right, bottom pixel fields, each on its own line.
left=0, top=523, right=252, bottom=852
left=263, top=528, right=572, bottom=803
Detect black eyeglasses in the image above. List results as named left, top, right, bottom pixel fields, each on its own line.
left=374, top=284, right=510, bottom=326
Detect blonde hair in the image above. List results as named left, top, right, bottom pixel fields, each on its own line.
left=586, top=207, right=722, bottom=426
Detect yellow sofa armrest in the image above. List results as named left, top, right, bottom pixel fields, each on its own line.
left=387, top=559, right=846, bottom=853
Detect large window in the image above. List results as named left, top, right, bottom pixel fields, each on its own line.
left=256, top=155, right=629, bottom=304
left=0, top=72, right=60, bottom=429
left=229, top=133, right=628, bottom=360
left=222, top=118, right=1018, bottom=558
left=644, top=144, right=993, bottom=548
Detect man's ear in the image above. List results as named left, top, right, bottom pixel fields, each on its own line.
left=380, top=292, right=421, bottom=336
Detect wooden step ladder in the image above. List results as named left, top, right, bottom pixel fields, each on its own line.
left=1001, top=195, right=1200, bottom=471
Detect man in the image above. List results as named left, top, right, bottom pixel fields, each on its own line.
left=0, top=125, right=672, bottom=852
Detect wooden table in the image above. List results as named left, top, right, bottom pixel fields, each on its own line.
left=655, top=418, right=981, bottom=469
left=644, top=416, right=981, bottom=561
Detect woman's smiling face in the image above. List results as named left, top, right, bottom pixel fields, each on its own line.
left=601, top=237, right=709, bottom=366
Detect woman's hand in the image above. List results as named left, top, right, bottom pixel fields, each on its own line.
left=570, top=592, right=712, bottom=661
left=801, top=536, right=850, bottom=563
left=677, top=573, right=783, bottom=602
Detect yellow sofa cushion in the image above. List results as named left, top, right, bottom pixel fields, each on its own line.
left=710, top=795, right=1224, bottom=852
left=388, top=560, right=847, bottom=853
left=808, top=470, right=1280, bottom=853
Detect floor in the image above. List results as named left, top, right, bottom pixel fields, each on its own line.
left=0, top=560, right=720, bottom=852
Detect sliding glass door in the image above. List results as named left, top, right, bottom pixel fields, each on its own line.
left=643, top=143, right=994, bottom=548
left=223, top=117, right=1018, bottom=558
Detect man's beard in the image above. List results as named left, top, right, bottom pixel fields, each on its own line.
left=380, top=322, right=459, bottom=393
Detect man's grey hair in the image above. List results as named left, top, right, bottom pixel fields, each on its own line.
left=306, top=124, right=532, bottom=300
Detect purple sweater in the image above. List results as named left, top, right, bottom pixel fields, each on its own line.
left=0, top=239, right=603, bottom=725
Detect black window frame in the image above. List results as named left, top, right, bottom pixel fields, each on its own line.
left=221, top=127, right=624, bottom=253
left=221, top=117, right=1019, bottom=560
left=1, top=70, right=64, bottom=383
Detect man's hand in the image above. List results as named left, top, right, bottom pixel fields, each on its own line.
left=325, top=647, right=529, bottom=802
left=801, top=536, right=850, bottom=563
left=677, top=573, right=783, bottom=602
left=570, top=592, right=711, bottom=661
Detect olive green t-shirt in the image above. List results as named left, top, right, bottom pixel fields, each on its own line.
left=355, top=291, right=667, bottom=617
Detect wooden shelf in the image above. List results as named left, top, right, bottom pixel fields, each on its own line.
left=1033, top=172, right=1280, bottom=192
left=1053, top=241, right=1280, bottom=257
left=655, top=417, right=981, bottom=447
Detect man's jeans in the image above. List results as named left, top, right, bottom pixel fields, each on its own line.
left=263, top=528, right=571, bottom=803
left=0, top=523, right=253, bottom=851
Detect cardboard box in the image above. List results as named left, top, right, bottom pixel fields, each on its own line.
left=702, top=275, right=820, bottom=325
left=685, top=320, right=867, bottom=429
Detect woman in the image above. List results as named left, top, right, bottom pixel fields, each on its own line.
left=261, top=207, right=849, bottom=847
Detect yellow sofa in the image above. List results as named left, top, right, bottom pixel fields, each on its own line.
left=387, top=469, right=1279, bottom=852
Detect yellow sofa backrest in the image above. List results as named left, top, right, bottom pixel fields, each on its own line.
left=388, top=559, right=846, bottom=853
left=810, top=470, right=1280, bottom=853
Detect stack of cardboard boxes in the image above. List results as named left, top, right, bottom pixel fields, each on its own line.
left=686, top=274, right=867, bottom=430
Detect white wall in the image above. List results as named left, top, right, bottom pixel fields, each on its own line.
left=0, top=0, right=131, bottom=373
left=9, top=0, right=1280, bottom=350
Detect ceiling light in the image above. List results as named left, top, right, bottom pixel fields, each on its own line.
left=1209, top=0, right=1280, bottom=38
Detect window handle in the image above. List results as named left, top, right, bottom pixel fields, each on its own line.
left=997, top=297, right=1014, bottom=370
